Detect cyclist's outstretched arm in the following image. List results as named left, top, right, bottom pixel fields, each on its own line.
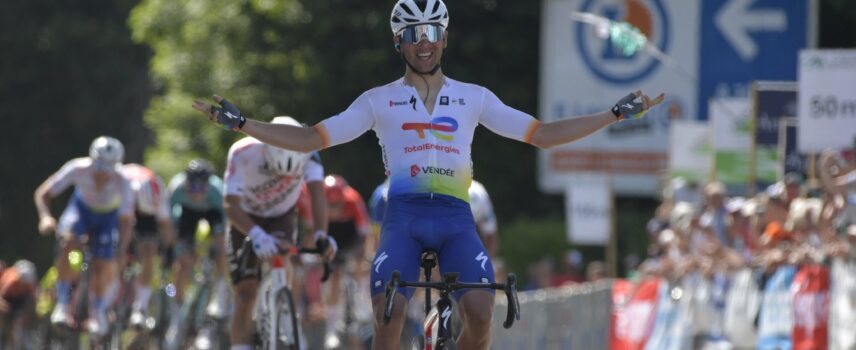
left=193, top=92, right=375, bottom=152
left=192, top=96, right=324, bottom=152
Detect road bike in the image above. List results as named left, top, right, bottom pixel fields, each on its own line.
left=383, top=251, right=520, bottom=350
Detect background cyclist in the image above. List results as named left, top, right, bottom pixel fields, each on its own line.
left=120, top=163, right=176, bottom=327
left=222, top=116, right=335, bottom=350
left=192, top=0, right=662, bottom=348
left=34, top=136, right=134, bottom=336
left=167, top=158, right=230, bottom=319
left=321, top=173, right=373, bottom=347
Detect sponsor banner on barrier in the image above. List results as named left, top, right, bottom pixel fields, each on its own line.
left=792, top=265, right=830, bottom=350
left=798, top=49, right=856, bottom=152
left=611, top=279, right=660, bottom=350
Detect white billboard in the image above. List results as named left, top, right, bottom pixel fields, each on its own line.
left=565, top=176, right=612, bottom=246
left=798, top=50, right=856, bottom=152
left=538, top=0, right=700, bottom=196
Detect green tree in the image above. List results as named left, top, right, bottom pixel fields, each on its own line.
left=0, top=0, right=152, bottom=270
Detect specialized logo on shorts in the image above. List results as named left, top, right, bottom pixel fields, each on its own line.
left=410, top=165, right=455, bottom=178
left=374, top=251, right=389, bottom=273
left=475, top=251, right=488, bottom=271
left=402, top=116, right=458, bottom=141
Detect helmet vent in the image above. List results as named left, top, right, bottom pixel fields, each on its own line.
left=415, top=0, right=428, bottom=13
left=431, top=0, right=440, bottom=14
left=429, top=15, right=441, bottom=21
left=399, top=3, right=415, bottom=16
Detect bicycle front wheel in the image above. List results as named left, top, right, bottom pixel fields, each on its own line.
left=274, top=288, right=300, bottom=350
left=258, top=286, right=300, bottom=350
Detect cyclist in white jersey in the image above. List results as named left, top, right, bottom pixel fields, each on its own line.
left=34, top=136, right=134, bottom=336
left=192, top=1, right=663, bottom=348
left=223, top=116, right=336, bottom=350
left=120, top=163, right=176, bottom=327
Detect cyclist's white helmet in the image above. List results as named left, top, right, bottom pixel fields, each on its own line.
left=390, top=0, right=450, bottom=35
left=264, top=116, right=309, bottom=176
left=13, top=260, right=37, bottom=285
left=89, top=136, right=124, bottom=165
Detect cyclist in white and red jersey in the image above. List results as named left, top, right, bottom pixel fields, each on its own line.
left=34, top=136, right=134, bottom=336
left=120, top=163, right=176, bottom=327
left=223, top=116, right=336, bottom=350
left=193, top=0, right=663, bottom=347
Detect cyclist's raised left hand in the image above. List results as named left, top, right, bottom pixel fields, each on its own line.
left=612, top=90, right=666, bottom=120
left=38, top=216, right=56, bottom=236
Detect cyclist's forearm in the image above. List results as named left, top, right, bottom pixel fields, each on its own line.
left=529, top=111, right=615, bottom=149
left=307, top=181, right=328, bottom=233
left=224, top=196, right=256, bottom=235
left=119, top=215, right=133, bottom=250
left=240, top=119, right=326, bottom=153
left=34, top=184, right=53, bottom=219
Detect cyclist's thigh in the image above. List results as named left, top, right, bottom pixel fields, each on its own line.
left=177, top=207, right=203, bottom=245
left=87, top=210, right=120, bottom=260
left=369, top=212, right=422, bottom=299
left=437, top=219, right=495, bottom=300
left=202, top=209, right=225, bottom=236
left=226, top=218, right=271, bottom=286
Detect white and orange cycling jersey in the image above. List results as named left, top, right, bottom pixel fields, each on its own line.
left=120, top=163, right=170, bottom=220
left=314, top=77, right=539, bottom=202
left=45, top=158, right=134, bottom=215
left=224, top=137, right=324, bottom=217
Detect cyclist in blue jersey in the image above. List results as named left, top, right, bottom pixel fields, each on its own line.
left=167, top=159, right=231, bottom=318
left=192, top=1, right=664, bottom=347
left=34, top=136, right=134, bottom=336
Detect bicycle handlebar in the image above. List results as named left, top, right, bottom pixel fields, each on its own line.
left=382, top=270, right=521, bottom=328
left=277, top=237, right=332, bottom=282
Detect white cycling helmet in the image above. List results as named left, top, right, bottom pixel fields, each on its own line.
left=13, top=260, right=37, bottom=285
left=265, top=116, right=310, bottom=176
left=89, top=136, right=124, bottom=165
left=390, top=0, right=450, bottom=35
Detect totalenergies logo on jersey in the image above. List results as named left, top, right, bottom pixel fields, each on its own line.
left=576, top=0, right=670, bottom=84
left=402, top=116, right=458, bottom=141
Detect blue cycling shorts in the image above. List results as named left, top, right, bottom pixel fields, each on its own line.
left=370, top=194, right=495, bottom=300
left=57, top=194, right=120, bottom=259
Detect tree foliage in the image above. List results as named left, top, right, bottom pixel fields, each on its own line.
left=128, top=0, right=565, bottom=221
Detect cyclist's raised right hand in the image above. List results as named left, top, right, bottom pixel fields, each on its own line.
left=248, top=226, right=278, bottom=259
left=38, top=216, right=56, bottom=236
left=192, top=95, right=247, bottom=131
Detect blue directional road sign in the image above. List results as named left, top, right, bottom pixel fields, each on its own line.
left=698, top=0, right=811, bottom=119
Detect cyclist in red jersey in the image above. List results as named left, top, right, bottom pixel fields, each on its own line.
left=320, top=174, right=373, bottom=347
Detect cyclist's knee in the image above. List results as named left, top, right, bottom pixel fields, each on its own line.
left=459, top=291, right=494, bottom=329
left=372, top=293, right=406, bottom=327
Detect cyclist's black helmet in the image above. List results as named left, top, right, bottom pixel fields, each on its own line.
left=186, top=158, right=214, bottom=182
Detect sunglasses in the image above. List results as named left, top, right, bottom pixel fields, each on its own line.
left=398, top=24, right=445, bottom=45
